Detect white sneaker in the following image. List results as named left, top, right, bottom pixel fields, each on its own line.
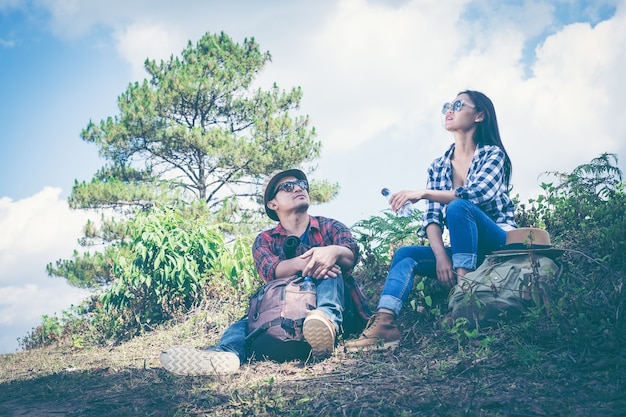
left=303, top=310, right=336, bottom=357
left=159, top=345, right=240, bottom=376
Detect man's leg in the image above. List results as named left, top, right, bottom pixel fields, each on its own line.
left=303, top=275, right=344, bottom=356
left=160, top=318, right=247, bottom=376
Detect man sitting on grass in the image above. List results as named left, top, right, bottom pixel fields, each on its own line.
left=160, top=168, right=365, bottom=375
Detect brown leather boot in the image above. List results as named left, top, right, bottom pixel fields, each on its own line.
left=343, top=311, right=401, bottom=352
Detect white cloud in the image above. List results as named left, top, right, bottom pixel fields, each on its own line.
left=0, top=188, right=92, bottom=353
left=502, top=7, right=626, bottom=198
left=113, top=21, right=187, bottom=81
left=12, top=0, right=625, bottom=204
left=0, top=38, right=15, bottom=48
left=0, top=187, right=88, bottom=259
left=300, top=0, right=465, bottom=152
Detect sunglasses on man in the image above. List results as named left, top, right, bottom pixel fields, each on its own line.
left=272, top=179, right=309, bottom=199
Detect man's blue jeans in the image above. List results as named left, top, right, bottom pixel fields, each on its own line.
left=378, top=200, right=508, bottom=316
left=209, top=275, right=344, bottom=364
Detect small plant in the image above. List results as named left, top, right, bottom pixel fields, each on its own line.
left=410, top=279, right=432, bottom=314
left=228, top=379, right=286, bottom=416
left=215, top=234, right=261, bottom=294
left=442, top=316, right=480, bottom=349
left=19, top=309, right=90, bottom=350
left=351, top=209, right=423, bottom=274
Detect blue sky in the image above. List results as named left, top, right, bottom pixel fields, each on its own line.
left=1, top=0, right=625, bottom=354
left=0, top=15, right=123, bottom=200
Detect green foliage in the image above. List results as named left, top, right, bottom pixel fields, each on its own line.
left=228, top=379, right=286, bottom=415
left=96, top=207, right=258, bottom=338
left=215, top=233, right=260, bottom=294
left=68, top=166, right=172, bottom=212
left=440, top=317, right=480, bottom=348
left=19, top=310, right=90, bottom=350
left=47, top=215, right=139, bottom=288
left=39, top=205, right=261, bottom=347
left=103, top=210, right=218, bottom=318
left=351, top=209, right=424, bottom=276
left=410, top=279, right=432, bottom=312
left=515, top=153, right=625, bottom=353
left=74, top=31, right=323, bottom=215
left=47, top=249, right=114, bottom=288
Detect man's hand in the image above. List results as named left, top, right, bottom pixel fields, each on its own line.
left=300, top=246, right=342, bottom=279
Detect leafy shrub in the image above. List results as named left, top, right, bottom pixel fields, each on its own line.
left=101, top=209, right=223, bottom=328
left=97, top=207, right=260, bottom=340
left=19, top=310, right=90, bottom=350
left=24, top=206, right=260, bottom=348
left=351, top=209, right=423, bottom=276
left=350, top=209, right=425, bottom=303
left=515, top=153, right=625, bottom=353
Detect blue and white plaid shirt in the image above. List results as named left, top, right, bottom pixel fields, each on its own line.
left=421, top=143, right=516, bottom=235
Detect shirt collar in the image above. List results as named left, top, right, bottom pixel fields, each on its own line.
left=270, top=215, right=318, bottom=236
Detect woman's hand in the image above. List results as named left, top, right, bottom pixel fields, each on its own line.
left=389, top=190, right=422, bottom=212
left=435, top=254, right=455, bottom=288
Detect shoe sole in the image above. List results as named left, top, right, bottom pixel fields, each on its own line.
left=303, top=316, right=335, bottom=356
left=159, top=345, right=239, bottom=376
left=343, top=339, right=400, bottom=353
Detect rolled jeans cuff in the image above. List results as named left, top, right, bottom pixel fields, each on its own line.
left=452, top=253, right=477, bottom=271
left=378, top=294, right=403, bottom=317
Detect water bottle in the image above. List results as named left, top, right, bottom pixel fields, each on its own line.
left=300, top=276, right=316, bottom=292
left=381, top=187, right=413, bottom=217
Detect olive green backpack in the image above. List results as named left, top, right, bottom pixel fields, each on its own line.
left=447, top=253, right=562, bottom=328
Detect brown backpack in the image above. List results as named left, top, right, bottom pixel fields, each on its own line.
left=245, top=275, right=316, bottom=362
left=245, top=236, right=370, bottom=361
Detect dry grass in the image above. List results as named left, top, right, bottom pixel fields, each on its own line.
left=2, top=306, right=625, bottom=416
left=1, top=275, right=625, bottom=416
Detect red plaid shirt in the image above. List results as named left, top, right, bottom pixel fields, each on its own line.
left=252, top=215, right=358, bottom=282
left=252, top=216, right=371, bottom=324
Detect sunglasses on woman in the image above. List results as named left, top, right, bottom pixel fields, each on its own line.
left=441, top=99, right=475, bottom=115
left=272, top=179, right=309, bottom=199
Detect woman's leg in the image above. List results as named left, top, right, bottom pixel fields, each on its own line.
left=446, top=199, right=507, bottom=273
left=377, top=245, right=443, bottom=316
left=345, top=244, right=450, bottom=351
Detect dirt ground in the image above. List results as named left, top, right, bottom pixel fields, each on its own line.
left=1, top=309, right=625, bottom=417
left=2, top=267, right=625, bottom=417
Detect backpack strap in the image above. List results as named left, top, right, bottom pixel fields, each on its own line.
left=245, top=317, right=306, bottom=345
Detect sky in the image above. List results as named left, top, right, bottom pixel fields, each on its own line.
left=1, top=0, right=625, bottom=354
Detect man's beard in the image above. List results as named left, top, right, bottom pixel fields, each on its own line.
left=294, top=201, right=310, bottom=214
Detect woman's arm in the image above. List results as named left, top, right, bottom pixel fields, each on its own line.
left=389, top=189, right=457, bottom=211
left=426, top=223, right=455, bottom=288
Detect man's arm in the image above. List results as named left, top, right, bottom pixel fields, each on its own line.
left=252, top=231, right=282, bottom=283
left=299, top=245, right=354, bottom=279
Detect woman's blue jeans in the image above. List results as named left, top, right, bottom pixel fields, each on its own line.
left=209, top=275, right=344, bottom=364
left=378, top=199, right=508, bottom=316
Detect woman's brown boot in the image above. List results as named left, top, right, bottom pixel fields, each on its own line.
left=343, top=310, right=401, bottom=352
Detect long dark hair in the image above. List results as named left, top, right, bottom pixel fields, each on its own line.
left=459, top=90, right=512, bottom=190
